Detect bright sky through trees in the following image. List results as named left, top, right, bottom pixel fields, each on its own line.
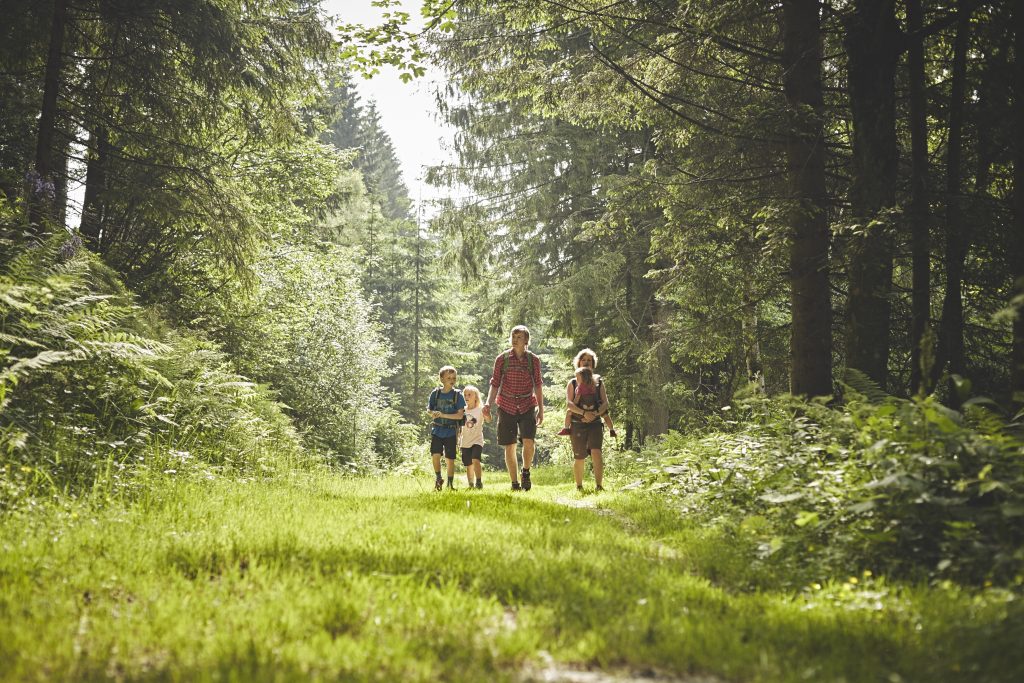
left=324, top=0, right=453, bottom=207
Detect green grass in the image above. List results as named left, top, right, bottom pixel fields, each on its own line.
left=1, top=466, right=1021, bottom=682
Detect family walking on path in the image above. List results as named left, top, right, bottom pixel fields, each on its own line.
left=429, top=324, right=613, bottom=492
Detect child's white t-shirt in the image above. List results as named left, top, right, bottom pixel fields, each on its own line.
left=461, top=405, right=485, bottom=447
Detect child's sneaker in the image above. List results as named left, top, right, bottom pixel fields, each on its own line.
left=511, top=481, right=521, bottom=491
left=521, top=469, right=532, bottom=491
left=475, top=481, right=483, bottom=489
left=434, top=478, right=443, bottom=492
left=557, top=427, right=571, bottom=436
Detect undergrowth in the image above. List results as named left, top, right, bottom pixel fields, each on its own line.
left=0, top=225, right=311, bottom=509
left=637, top=389, right=1024, bottom=587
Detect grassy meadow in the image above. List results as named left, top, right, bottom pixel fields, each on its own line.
left=1, top=466, right=1022, bottom=682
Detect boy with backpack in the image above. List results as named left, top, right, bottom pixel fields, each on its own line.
left=427, top=365, right=466, bottom=491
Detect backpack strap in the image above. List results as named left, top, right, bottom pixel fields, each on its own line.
left=454, top=388, right=466, bottom=425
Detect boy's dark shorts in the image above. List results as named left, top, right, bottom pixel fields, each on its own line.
left=431, top=435, right=458, bottom=460
left=570, top=421, right=603, bottom=459
left=461, top=444, right=482, bottom=466
left=497, top=407, right=537, bottom=446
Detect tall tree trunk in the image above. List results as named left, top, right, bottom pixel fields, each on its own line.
left=645, top=300, right=671, bottom=437
left=843, top=0, right=900, bottom=390
left=30, top=0, right=69, bottom=226
left=1012, top=0, right=1024, bottom=407
left=933, top=1, right=970, bottom=398
left=907, top=0, right=931, bottom=394
left=413, top=215, right=422, bottom=410
left=782, top=0, right=833, bottom=397
left=81, top=127, right=109, bottom=250
left=741, top=242, right=765, bottom=392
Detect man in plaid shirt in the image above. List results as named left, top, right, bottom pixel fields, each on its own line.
left=483, top=325, right=545, bottom=490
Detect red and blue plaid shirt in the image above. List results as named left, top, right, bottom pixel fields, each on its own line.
left=490, top=349, right=542, bottom=415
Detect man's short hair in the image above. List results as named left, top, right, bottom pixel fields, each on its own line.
left=509, top=325, right=531, bottom=345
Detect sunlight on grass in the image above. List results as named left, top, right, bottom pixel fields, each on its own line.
left=1, top=467, right=1021, bottom=682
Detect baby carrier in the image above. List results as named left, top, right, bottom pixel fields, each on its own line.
left=570, top=376, right=603, bottom=419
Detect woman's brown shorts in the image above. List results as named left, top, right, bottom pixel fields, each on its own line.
left=570, top=420, right=603, bottom=459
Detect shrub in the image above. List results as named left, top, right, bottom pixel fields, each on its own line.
left=0, top=229, right=305, bottom=509
left=643, top=392, right=1024, bottom=585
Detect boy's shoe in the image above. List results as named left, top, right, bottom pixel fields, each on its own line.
left=475, top=481, right=483, bottom=489
left=557, top=427, right=571, bottom=436
left=434, top=478, right=443, bottom=492
left=511, top=481, right=522, bottom=491
left=609, top=429, right=617, bottom=438
left=521, top=469, right=532, bottom=491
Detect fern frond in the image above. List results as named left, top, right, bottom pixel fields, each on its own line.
left=840, top=368, right=890, bottom=404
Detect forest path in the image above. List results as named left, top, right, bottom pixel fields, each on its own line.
left=0, top=468, right=996, bottom=682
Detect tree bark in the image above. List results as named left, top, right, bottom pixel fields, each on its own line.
left=30, top=0, right=69, bottom=226
left=1012, top=0, right=1024, bottom=407
left=81, top=128, right=109, bottom=251
left=645, top=300, right=671, bottom=437
left=907, top=0, right=931, bottom=394
left=783, top=0, right=833, bottom=397
left=933, top=1, right=970, bottom=397
left=843, top=0, right=900, bottom=391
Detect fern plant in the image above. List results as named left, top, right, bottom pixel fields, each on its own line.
left=0, top=228, right=306, bottom=509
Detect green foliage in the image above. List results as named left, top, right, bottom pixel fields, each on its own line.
left=642, top=392, right=1024, bottom=585
left=197, top=241, right=402, bottom=468
left=0, top=229, right=306, bottom=508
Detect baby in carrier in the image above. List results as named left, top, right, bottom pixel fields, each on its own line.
left=559, top=366, right=616, bottom=436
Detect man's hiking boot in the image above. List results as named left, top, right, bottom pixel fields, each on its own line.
left=557, top=427, right=571, bottom=436
left=511, top=481, right=521, bottom=491
left=434, top=478, right=443, bottom=492
left=521, top=469, right=532, bottom=491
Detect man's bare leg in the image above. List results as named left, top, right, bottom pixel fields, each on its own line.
left=522, top=438, right=535, bottom=470
left=504, top=443, right=519, bottom=485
